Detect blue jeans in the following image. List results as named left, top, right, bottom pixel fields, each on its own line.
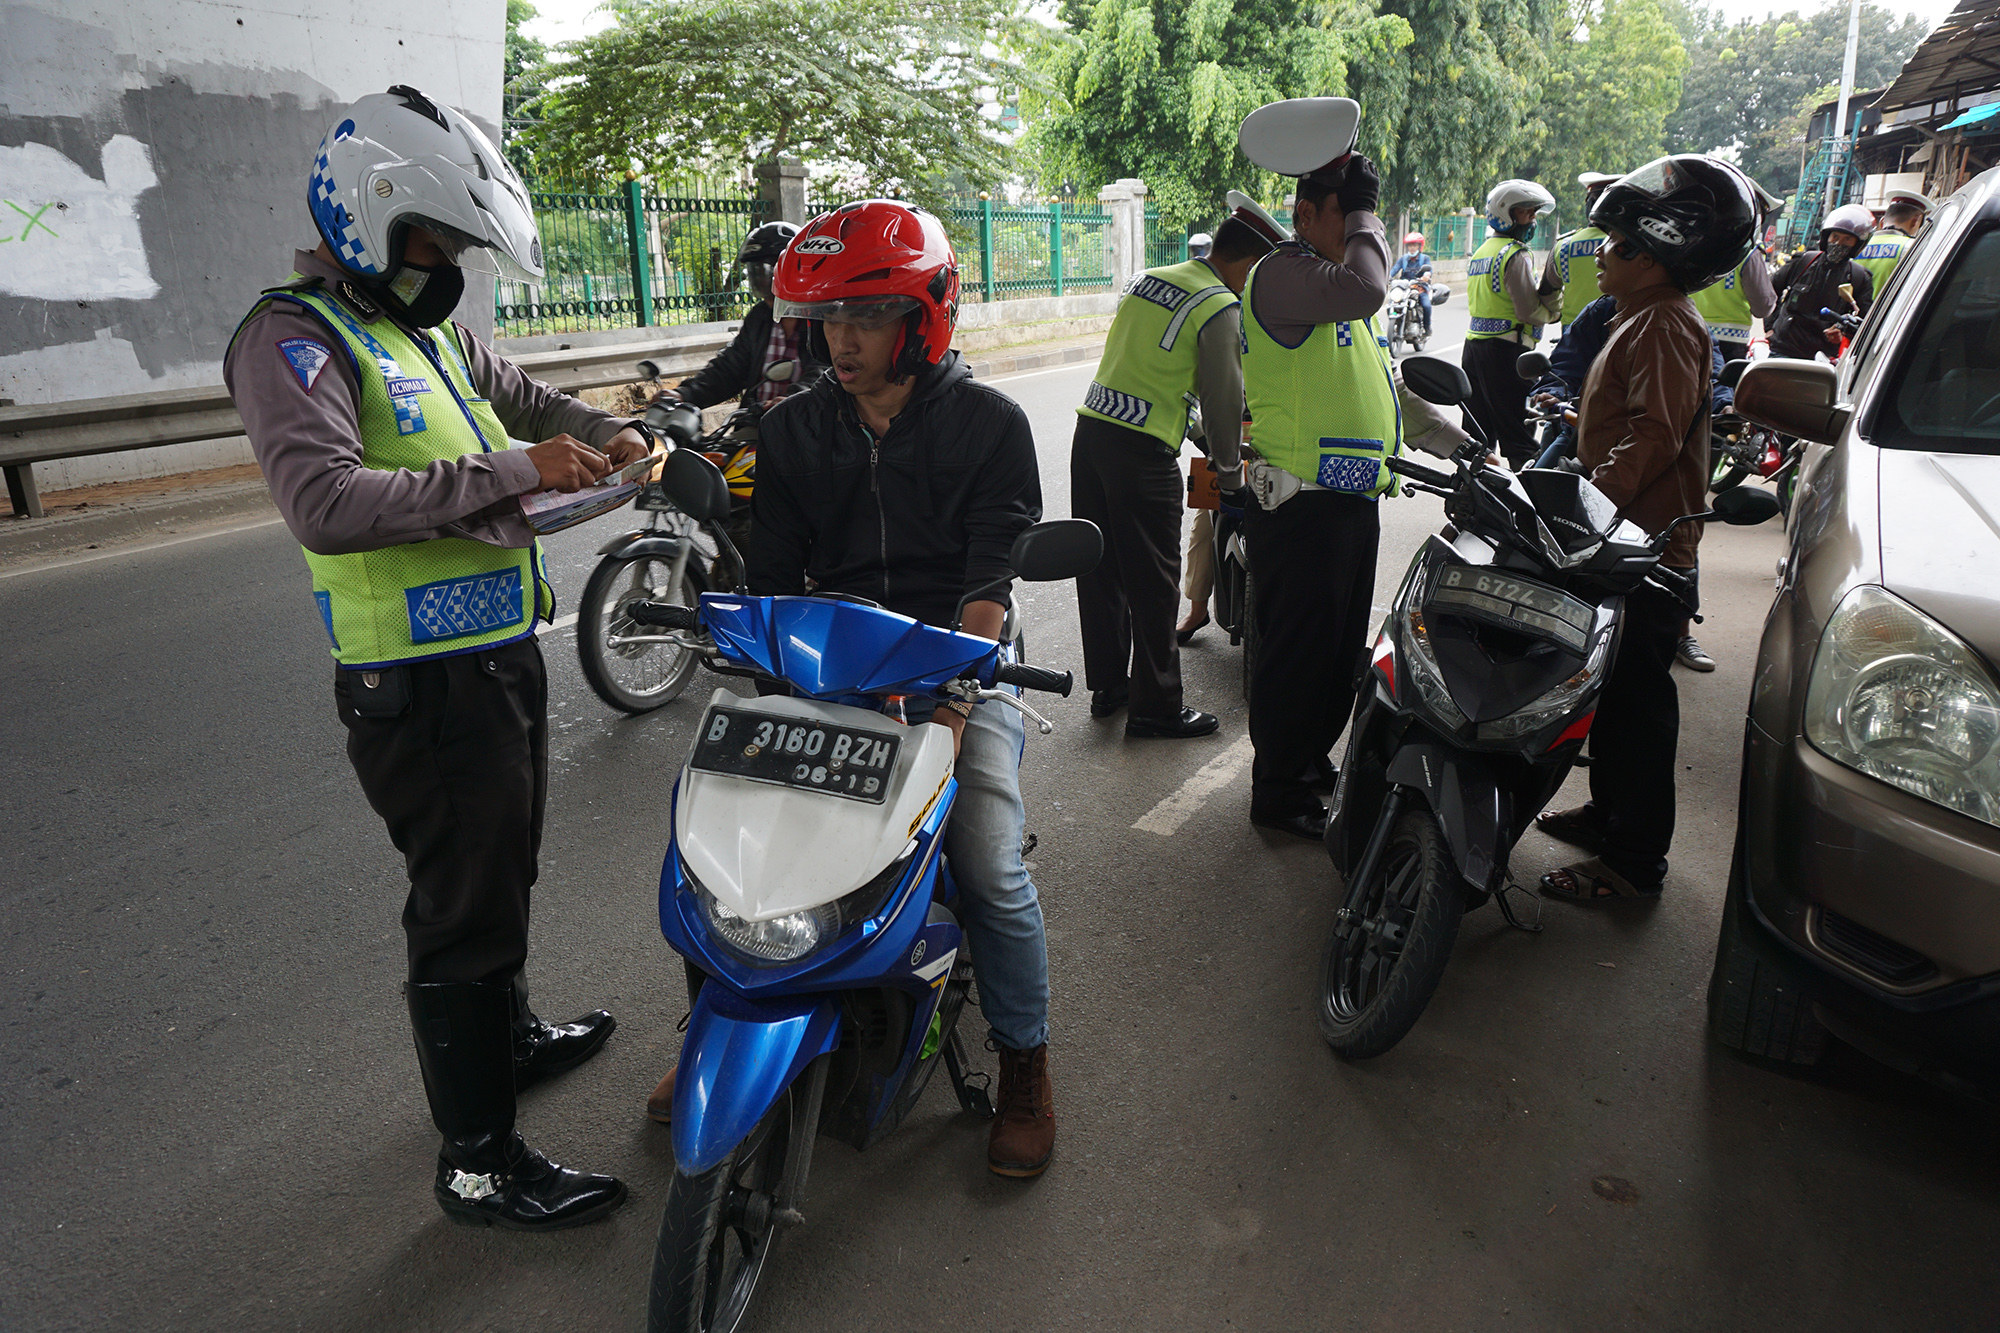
left=941, top=696, right=1049, bottom=1050
left=1416, top=287, right=1432, bottom=330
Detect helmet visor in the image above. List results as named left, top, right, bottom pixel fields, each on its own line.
left=406, top=216, right=542, bottom=285
left=774, top=294, right=920, bottom=329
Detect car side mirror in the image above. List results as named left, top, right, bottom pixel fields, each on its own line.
left=1733, top=358, right=1852, bottom=445
left=1719, top=357, right=1750, bottom=389
left=1712, top=485, right=1781, bottom=525
left=1515, top=350, right=1551, bottom=381
left=659, top=446, right=732, bottom=524
left=1401, top=355, right=1472, bottom=407
left=1010, top=519, right=1103, bottom=582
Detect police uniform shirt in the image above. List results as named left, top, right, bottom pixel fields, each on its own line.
left=225, top=249, right=632, bottom=555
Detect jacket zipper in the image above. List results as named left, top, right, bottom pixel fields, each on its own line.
left=865, top=425, right=889, bottom=606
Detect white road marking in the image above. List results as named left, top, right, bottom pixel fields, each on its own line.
left=0, top=515, right=288, bottom=581
left=985, top=360, right=1098, bottom=385
left=1132, top=734, right=1255, bottom=836
left=537, top=612, right=580, bottom=636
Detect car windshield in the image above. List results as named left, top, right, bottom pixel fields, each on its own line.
left=1875, top=228, right=2000, bottom=455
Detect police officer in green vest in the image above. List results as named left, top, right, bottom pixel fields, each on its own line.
left=1233, top=97, right=1400, bottom=838
left=1541, top=172, right=1617, bottom=332
left=1690, top=178, right=1781, bottom=361
left=224, top=88, right=649, bottom=1230
left=1463, top=178, right=1560, bottom=467
left=1072, top=197, right=1280, bottom=736
left=1856, top=190, right=1930, bottom=295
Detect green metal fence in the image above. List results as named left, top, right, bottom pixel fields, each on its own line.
left=495, top=182, right=771, bottom=339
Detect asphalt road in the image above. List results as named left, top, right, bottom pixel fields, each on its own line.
left=4, top=302, right=1997, bottom=1332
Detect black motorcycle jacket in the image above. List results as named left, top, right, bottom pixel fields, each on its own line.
left=674, top=300, right=827, bottom=409
left=1768, top=250, right=1874, bottom=360
left=747, top=352, right=1043, bottom=629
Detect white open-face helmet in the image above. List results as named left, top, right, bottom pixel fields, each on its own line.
left=1485, top=179, right=1555, bottom=229
left=309, top=85, right=544, bottom=284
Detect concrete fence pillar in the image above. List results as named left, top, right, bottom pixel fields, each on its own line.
left=1097, top=177, right=1149, bottom=289
left=754, top=156, right=810, bottom=224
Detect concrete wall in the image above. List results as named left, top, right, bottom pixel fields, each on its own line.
left=0, top=0, right=504, bottom=490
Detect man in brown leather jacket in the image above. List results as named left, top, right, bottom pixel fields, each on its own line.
left=1532, top=156, right=1760, bottom=905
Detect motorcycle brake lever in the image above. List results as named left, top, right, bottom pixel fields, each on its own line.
left=969, top=687, right=1054, bottom=735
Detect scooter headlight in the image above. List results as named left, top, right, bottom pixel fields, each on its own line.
left=1479, top=631, right=1610, bottom=741
left=698, top=883, right=841, bottom=964
left=1395, top=605, right=1467, bottom=729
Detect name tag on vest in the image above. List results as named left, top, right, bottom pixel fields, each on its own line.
left=384, top=376, right=433, bottom=436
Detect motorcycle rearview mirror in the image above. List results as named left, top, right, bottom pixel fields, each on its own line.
left=1401, top=355, right=1472, bottom=407
left=1515, top=350, right=1551, bottom=382
left=658, top=446, right=733, bottom=524
left=1719, top=358, right=1750, bottom=389
left=764, top=359, right=797, bottom=383
left=1711, top=484, right=1781, bottom=525
left=1010, top=519, right=1103, bottom=582
left=636, top=359, right=663, bottom=382
left=1651, top=507, right=1718, bottom=550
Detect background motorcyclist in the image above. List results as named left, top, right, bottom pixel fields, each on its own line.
left=1533, top=155, right=1759, bottom=906
left=1188, top=231, right=1215, bottom=260
left=653, top=221, right=824, bottom=411
left=1462, top=178, right=1561, bottom=467
left=1768, top=204, right=1876, bottom=360
left=1389, top=231, right=1434, bottom=336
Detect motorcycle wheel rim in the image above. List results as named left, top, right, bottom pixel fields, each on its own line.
left=1325, top=836, right=1425, bottom=1025
left=703, top=1095, right=791, bottom=1331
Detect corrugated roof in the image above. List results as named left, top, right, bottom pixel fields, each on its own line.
left=1878, top=0, right=2000, bottom=114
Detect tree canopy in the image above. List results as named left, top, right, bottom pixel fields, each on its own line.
left=518, top=0, right=1034, bottom=205
left=1023, top=0, right=1413, bottom=230
left=1664, top=0, right=1930, bottom=194
left=1519, top=0, right=1688, bottom=222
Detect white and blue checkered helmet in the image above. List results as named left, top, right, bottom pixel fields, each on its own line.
left=308, top=86, right=543, bottom=284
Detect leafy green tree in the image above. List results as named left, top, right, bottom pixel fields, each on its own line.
left=519, top=0, right=1034, bottom=206
left=1024, top=0, right=1413, bottom=231
left=1664, top=0, right=1930, bottom=194
left=1518, top=0, right=1688, bottom=223
left=502, top=0, right=548, bottom=171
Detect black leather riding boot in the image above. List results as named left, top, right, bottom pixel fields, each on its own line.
left=508, top=973, right=617, bottom=1093
left=406, top=982, right=627, bottom=1230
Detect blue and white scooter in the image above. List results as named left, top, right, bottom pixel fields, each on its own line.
left=621, top=450, right=1098, bottom=1333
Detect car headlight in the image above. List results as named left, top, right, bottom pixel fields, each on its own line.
left=698, top=883, right=841, bottom=964
left=1478, top=631, right=1610, bottom=741
left=1396, top=605, right=1468, bottom=729
left=1804, top=585, right=2000, bottom=827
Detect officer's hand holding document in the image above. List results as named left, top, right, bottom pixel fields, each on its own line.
left=519, top=447, right=661, bottom=535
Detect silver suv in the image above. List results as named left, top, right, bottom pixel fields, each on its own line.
left=1717, top=169, right=2000, bottom=1098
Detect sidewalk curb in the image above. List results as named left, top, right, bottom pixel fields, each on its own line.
left=0, top=482, right=278, bottom=570
left=966, top=342, right=1103, bottom=380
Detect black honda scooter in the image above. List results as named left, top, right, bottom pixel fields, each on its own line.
left=1317, top=356, right=1777, bottom=1058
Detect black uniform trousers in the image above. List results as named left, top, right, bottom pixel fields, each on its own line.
left=1245, top=489, right=1381, bottom=819
left=1585, top=582, right=1685, bottom=888
left=1071, top=415, right=1186, bottom=718
left=1461, top=337, right=1537, bottom=468
left=336, top=636, right=547, bottom=984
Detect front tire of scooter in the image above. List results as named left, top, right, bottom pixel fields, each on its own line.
left=1317, top=805, right=1465, bottom=1059
left=647, top=1089, right=798, bottom=1333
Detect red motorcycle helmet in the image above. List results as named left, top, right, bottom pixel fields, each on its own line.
left=773, top=200, right=960, bottom=381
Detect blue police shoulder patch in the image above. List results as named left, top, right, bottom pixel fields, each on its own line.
left=279, top=338, right=334, bottom=393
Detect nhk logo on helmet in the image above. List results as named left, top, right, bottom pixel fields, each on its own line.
left=795, top=236, right=845, bottom=255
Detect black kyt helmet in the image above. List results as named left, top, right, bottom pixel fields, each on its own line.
left=1589, top=155, right=1759, bottom=291
left=739, top=221, right=800, bottom=264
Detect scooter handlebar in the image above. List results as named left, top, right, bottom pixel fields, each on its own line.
left=1385, top=454, right=1454, bottom=488
left=994, top=662, right=1074, bottom=697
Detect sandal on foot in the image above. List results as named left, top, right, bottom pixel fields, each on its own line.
left=1539, top=858, right=1661, bottom=906
left=1534, top=807, right=1606, bottom=853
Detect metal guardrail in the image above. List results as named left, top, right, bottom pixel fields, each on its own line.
left=0, top=331, right=732, bottom=518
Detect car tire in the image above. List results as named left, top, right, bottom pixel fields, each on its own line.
left=1707, top=836, right=1831, bottom=1066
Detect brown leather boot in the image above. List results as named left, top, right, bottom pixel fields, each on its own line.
left=646, top=1065, right=676, bottom=1124
left=987, top=1043, right=1054, bottom=1178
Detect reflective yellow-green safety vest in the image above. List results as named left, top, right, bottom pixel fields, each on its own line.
left=1076, top=259, right=1239, bottom=452
left=1855, top=231, right=1915, bottom=296
left=232, top=278, right=553, bottom=668
left=1552, top=227, right=1606, bottom=327
left=1240, top=245, right=1402, bottom=497
left=1691, top=261, right=1754, bottom=344
left=1466, top=234, right=1537, bottom=343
